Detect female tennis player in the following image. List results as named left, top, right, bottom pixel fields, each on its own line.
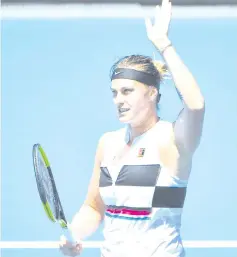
left=59, top=0, right=205, bottom=256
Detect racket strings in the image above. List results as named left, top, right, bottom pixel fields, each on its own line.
left=36, top=152, right=59, bottom=218
left=33, top=144, right=67, bottom=227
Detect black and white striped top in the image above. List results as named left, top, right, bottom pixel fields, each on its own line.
left=99, top=120, right=188, bottom=257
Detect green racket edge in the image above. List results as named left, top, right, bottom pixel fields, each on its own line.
left=38, top=144, right=50, bottom=168
left=43, top=202, right=56, bottom=222
left=35, top=144, right=68, bottom=229
left=43, top=202, right=67, bottom=228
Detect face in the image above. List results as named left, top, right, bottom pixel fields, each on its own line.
left=111, top=79, right=157, bottom=126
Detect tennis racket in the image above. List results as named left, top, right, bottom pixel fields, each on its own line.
left=32, top=143, right=68, bottom=229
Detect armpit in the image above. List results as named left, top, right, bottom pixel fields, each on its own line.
left=173, top=105, right=205, bottom=155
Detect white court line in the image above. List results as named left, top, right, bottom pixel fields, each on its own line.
left=1, top=4, right=237, bottom=19
left=0, top=241, right=237, bottom=248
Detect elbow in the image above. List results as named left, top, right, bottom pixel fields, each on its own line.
left=84, top=199, right=105, bottom=221
left=186, top=95, right=205, bottom=111
left=195, top=96, right=205, bottom=110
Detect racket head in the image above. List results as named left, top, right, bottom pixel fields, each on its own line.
left=32, top=143, right=67, bottom=229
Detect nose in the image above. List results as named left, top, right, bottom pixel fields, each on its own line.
left=113, top=92, right=125, bottom=106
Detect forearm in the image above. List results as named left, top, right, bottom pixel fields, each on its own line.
left=158, top=41, right=205, bottom=110
left=70, top=204, right=103, bottom=241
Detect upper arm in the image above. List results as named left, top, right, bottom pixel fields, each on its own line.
left=84, top=133, right=108, bottom=218
left=173, top=103, right=205, bottom=155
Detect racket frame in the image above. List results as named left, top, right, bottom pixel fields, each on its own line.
left=32, top=143, right=67, bottom=229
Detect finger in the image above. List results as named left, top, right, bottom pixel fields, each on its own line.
left=74, top=244, right=82, bottom=253
left=59, top=244, right=81, bottom=257
left=155, top=5, right=161, bottom=18
left=162, top=0, right=170, bottom=8
left=154, top=5, right=161, bottom=27
left=166, top=1, right=172, bottom=12
left=161, top=1, right=172, bottom=25
left=75, top=244, right=81, bottom=251
left=59, top=246, right=72, bottom=256
left=169, top=2, right=172, bottom=15
left=164, top=2, right=172, bottom=24
left=71, top=244, right=82, bottom=257
left=161, top=0, right=171, bottom=15
left=145, top=17, right=152, bottom=31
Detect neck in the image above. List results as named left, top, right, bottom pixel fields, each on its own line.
left=128, top=115, right=159, bottom=143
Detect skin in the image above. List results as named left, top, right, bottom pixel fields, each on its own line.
left=60, top=75, right=203, bottom=255
left=59, top=0, right=205, bottom=255
left=110, top=78, right=186, bottom=181
left=60, top=77, right=196, bottom=256
left=111, top=78, right=159, bottom=140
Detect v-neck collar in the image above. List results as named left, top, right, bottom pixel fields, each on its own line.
left=124, top=119, right=161, bottom=145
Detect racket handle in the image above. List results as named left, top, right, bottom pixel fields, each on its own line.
left=60, top=233, right=79, bottom=247
left=61, top=223, right=80, bottom=245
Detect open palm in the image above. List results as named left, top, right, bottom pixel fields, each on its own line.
left=145, top=0, right=172, bottom=49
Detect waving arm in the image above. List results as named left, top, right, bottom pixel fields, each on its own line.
left=145, top=0, right=205, bottom=155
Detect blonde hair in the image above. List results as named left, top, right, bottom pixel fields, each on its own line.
left=152, top=60, right=170, bottom=82
left=110, top=55, right=170, bottom=89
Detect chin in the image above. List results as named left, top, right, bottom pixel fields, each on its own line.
left=118, top=114, right=132, bottom=124
left=118, top=117, right=131, bottom=124
left=118, top=113, right=149, bottom=127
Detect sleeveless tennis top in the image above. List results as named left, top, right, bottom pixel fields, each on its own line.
left=99, top=120, right=188, bottom=257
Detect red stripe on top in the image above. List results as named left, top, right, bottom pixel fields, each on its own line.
left=106, top=208, right=151, bottom=216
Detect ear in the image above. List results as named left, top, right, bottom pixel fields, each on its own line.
left=157, top=93, right=161, bottom=104
left=149, top=87, right=158, bottom=102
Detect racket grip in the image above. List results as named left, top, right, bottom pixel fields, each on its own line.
left=62, top=222, right=81, bottom=245
left=60, top=233, right=79, bottom=247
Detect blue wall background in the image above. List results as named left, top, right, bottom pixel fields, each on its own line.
left=1, top=17, right=237, bottom=256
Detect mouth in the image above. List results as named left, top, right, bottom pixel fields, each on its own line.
left=118, top=108, right=130, bottom=115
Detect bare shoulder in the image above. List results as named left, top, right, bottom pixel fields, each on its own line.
left=158, top=119, right=174, bottom=130
left=156, top=120, right=176, bottom=142
left=84, top=129, right=124, bottom=211
left=98, top=128, right=125, bottom=149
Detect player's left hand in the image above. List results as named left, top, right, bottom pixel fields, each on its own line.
left=145, top=0, right=172, bottom=52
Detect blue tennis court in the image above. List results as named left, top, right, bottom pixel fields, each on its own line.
left=1, top=6, right=237, bottom=256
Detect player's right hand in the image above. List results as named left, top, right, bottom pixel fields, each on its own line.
left=59, top=235, right=82, bottom=256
